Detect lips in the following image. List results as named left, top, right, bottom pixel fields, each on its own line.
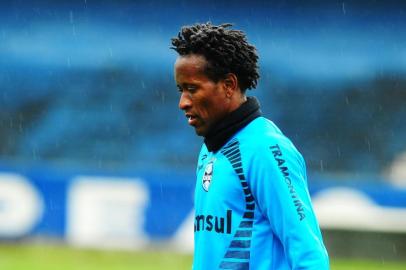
left=185, top=113, right=198, bottom=126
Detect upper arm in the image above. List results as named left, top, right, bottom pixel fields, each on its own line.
left=247, top=139, right=329, bottom=269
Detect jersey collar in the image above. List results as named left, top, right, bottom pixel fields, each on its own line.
left=204, top=96, right=262, bottom=152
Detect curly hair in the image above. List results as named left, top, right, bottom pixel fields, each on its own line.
left=171, top=22, right=259, bottom=92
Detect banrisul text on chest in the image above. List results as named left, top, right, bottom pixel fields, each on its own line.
left=194, top=210, right=232, bottom=234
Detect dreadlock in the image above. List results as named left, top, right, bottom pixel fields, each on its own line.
left=171, top=22, right=259, bottom=92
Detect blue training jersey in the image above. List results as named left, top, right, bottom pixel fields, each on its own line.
left=193, top=116, right=329, bottom=270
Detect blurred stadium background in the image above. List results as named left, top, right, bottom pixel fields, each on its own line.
left=1, top=0, right=406, bottom=269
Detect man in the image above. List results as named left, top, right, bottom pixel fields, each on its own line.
left=171, top=22, right=329, bottom=270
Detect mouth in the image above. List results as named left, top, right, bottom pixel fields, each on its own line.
left=185, top=113, right=198, bottom=126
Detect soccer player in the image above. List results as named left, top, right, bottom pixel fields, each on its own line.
left=171, top=23, right=329, bottom=270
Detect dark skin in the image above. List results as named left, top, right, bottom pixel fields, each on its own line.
left=175, top=54, right=247, bottom=136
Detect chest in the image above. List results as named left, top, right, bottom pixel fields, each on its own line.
left=195, top=153, right=247, bottom=212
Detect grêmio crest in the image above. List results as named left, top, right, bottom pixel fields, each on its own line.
left=202, top=160, right=214, bottom=192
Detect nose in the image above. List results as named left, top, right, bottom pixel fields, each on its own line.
left=179, top=92, right=192, bottom=111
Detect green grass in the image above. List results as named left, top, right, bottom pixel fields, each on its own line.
left=0, top=243, right=405, bottom=270
left=0, top=243, right=192, bottom=270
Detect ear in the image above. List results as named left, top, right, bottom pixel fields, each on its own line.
left=223, top=73, right=239, bottom=98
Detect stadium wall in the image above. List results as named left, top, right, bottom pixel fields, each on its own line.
left=0, top=166, right=405, bottom=259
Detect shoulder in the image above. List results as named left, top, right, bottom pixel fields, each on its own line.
left=237, top=117, right=304, bottom=167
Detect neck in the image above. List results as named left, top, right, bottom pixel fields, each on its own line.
left=228, top=93, right=247, bottom=113
left=204, top=96, right=261, bottom=152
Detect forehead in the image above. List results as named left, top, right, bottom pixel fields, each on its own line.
left=174, top=54, right=208, bottom=78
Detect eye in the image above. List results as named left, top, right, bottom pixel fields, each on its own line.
left=177, top=84, right=197, bottom=94
left=186, top=85, right=197, bottom=92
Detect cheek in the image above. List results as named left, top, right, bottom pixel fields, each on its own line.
left=193, top=84, right=228, bottom=121
left=194, top=98, right=212, bottom=118
left=199, top=97, right=228, bottom=121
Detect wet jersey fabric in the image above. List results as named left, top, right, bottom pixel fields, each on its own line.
left=192, top=116, right=329, bottom=270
